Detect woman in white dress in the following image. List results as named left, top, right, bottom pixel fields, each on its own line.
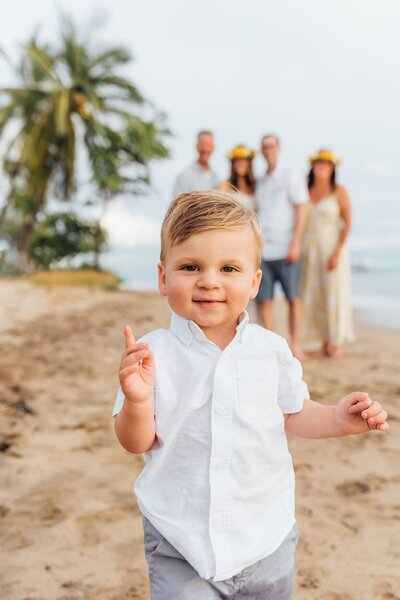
left=218, top=144, right=256, bottom=208
left=301, top=149, right=354, bottom=358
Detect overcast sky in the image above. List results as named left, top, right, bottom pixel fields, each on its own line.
left=1, top=0, right=399, bottom=248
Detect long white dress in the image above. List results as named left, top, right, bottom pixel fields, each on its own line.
left=301, top=195, right=355, bottom=346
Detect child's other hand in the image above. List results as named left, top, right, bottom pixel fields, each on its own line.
left=335, top=392, right=389, bottom=434
left=118, top=326, right=155, bottom=404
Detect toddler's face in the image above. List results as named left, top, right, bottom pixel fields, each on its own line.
left=158, top=225, right=262, bottom=344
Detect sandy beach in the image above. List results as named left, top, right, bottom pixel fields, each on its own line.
left=0, top=279, right=399, bottom=600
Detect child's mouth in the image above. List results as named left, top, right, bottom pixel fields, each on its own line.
left=193, top=299, right=224, bottom=304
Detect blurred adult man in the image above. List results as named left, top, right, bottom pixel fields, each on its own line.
left=255, top=134, right=308, bottom=359
left=173, top=131, right=219, bottom=195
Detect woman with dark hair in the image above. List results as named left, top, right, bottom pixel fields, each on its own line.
left=301, top=149, right=354, bottom=358
left=218, top=144, right=256, bottom=209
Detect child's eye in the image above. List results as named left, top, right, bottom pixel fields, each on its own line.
left=181, top=264, right=199, bottom=272
left=222, top=265, right=238, bottom=273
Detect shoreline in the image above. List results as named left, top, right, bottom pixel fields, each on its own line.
left=117, top=280, right=400, bottom=333
left=99, top=241, right=400, bottom=332
left=354, top=307, right=400, bottom=332
left=0, top=280, right=399, bottom=599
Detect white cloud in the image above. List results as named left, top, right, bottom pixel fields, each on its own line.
left=101, top=207, right=160, bottom=248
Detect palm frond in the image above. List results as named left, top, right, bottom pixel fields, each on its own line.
left=55, top=89, right=70, bottom=136
left=26, top=43, right=60, bottom=84
left=88, top=47, right=132, bottom=71
left=89, top=74, right=144, bottom=104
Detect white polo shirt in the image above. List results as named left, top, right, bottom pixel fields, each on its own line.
left=255, top=164, right=308, bottom=261
left=173, top=162, right=219, bottom=196
left=113, top=312, right=309, bottom=581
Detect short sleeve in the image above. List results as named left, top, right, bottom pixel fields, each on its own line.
left=112, top=387, right=125, bottom=417
left=278, top=341, right=309, bottom=413
left=289, top=170, right=308, bottom=206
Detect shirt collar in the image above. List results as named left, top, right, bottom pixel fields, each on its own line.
left=264, top=161, right=284, bottom=180
left=193, top=161, right=213, bottom=174
left=170, top=311, right=249, bottom=346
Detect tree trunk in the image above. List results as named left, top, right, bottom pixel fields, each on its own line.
left=17, top=219, right=36, bottom=273
left=15, top=185, right=48, bottom=272
left=93, top=233, right=100, bottom=271
left=0, top=202, right=9, bottom=229
left=93, top=194, right=109, bottom=271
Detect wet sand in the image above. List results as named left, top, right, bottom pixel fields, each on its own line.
left=0, top=280, right=399, bottom=599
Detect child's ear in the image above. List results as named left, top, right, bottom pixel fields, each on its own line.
left=250, top=268, right=262, bottom=299
left=158, top=262, right=167, bottom=296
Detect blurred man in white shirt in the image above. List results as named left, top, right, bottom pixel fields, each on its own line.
left=173, top=131, right=219, bottom=195
left=255, top=135, right=308, bottom=359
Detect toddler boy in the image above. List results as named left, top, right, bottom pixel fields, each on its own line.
left=113, top=191, right=388, bottom=599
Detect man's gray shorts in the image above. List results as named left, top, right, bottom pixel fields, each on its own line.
left=257, top=259, right=301, bottom=301
left=143, top=518, right=298, bottom=599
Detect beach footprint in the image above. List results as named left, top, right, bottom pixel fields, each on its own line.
left=3, top=498, right=65, bottom=528
left=372, top=575, right=400, bottom=600
left=336, top=479, right=371, bottom=497
left=336, top=473, right=389, bottom=498
left=298, top=566, right=324, bottom=590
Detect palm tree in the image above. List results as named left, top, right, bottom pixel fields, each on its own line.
left=0, top=15, right=169, bottom=270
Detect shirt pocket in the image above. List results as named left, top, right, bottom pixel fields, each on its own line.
left=237, top=359, right=280, bottom=422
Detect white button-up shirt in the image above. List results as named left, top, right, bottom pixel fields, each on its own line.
left=113, top=312, right=309, bottom=581
left=255, top=164, right=308, bottom=260
left=173, top=162, right=219, bottom=196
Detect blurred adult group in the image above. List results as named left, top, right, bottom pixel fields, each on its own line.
left=173, top=131, right=354, bottom=359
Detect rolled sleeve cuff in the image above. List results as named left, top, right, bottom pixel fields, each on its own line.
left=279, top=382, right=309, bottom=414
left=112, top=387, right=125, bottom=417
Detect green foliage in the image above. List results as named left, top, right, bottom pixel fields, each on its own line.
left=0, top=12, right=170, bottom=269
left=28, top=269, right=120, bottom=289
left=30, top=212, right=107, bottom=269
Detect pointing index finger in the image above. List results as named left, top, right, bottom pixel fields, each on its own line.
left=124, top=325, right=136, bottom=348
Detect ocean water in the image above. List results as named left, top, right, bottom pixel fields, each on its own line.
left=101, top=197, right=400, bottom=331
left=349, top=197, right=400, bottom=329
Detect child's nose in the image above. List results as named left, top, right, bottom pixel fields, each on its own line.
left=197, top=272, right=221, bottom=288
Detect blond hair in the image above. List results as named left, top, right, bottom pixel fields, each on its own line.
left=160, top=190, right=264, bottom=267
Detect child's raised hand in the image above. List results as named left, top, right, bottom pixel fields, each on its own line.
left=335, top=392, right=389, bottom=435
left=118, top=326, right=155, bottom=404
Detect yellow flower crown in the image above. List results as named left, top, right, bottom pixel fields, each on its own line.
left=309, top=149, right=341, bottom=165
left=226, top=145, right=256, bottom=161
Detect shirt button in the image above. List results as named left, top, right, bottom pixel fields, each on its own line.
left=211, top=516, right=222, bottom=528
left=215, top=406, right=226, bottom=416
left=214, top=461, right=224, bottom=471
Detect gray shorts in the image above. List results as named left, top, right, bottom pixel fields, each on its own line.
left=257, top=259, right=301, bottom=301
left=143, top=518, right=298, bottom=600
